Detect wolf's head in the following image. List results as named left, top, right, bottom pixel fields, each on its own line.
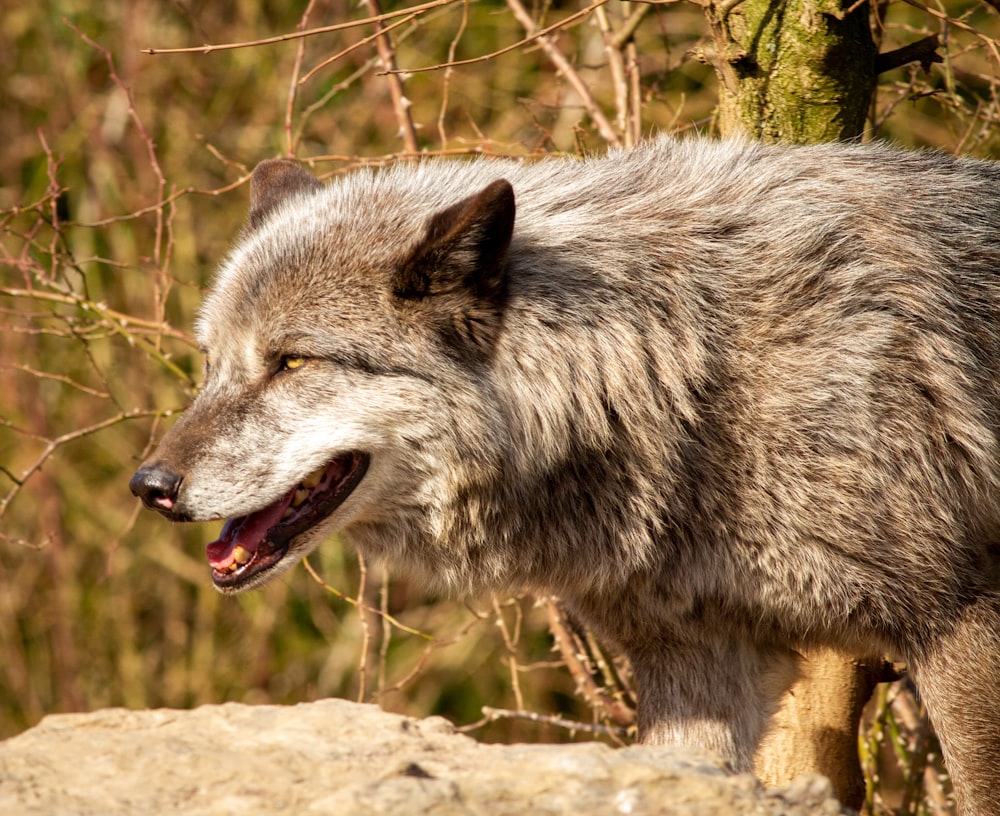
left=130, top=159, right=515, bottom=592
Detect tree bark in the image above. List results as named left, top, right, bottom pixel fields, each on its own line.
left=705, top=0, right=876, bottom=143
left=754, top=650, right=886, bottom=809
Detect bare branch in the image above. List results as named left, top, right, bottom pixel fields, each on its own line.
left=504, top=0, right=621, bottom=146
left=545, top=600, right=635, bottom=726
left=876, top=34, right=943, bottom=75
left=298, top=13, right=419, bottom=86
left=384, top=0, right=608, bottom=76
left=0, top=409, right=172, bottom=521
left=0, top=363, right=111, bottom=399
left=613, top=3, right=653, bottom=50
left=900, top=0, right=996, bottom=40
left=493, top=596, right=526, bottom=711
left=142, top=0, right=459, bottom=55
left=365, top=0, right=420, bottom=153
left=437, top=0, right=471, bottom=148
left=284, top=0, right=320, bottom=157
left=595, top=6, right=630, bottom=139
left=471, top=706, right=631, bottom=738
left=0, top=288, right=196, bottom=345
left=66, top=19, right=169, bottom=275
left=301, top=556, right=434, bottom=640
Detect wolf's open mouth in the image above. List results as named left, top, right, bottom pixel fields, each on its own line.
left=206, top=452, right=369, bottom=590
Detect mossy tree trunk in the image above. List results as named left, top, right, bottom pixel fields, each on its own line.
left=701, top=1, right=881, bottom=809
left=706, top=0, right=876, bottom=143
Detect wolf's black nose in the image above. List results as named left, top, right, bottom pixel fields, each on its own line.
left=130, top=463, right=183, bottom=513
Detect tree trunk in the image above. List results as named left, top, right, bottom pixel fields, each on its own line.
left=754, top=650, right=885, bottom=809
left=701, top=1, right=879, bottom=807
left=706, top=0, right=876, bottom=143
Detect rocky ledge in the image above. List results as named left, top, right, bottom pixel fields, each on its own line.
left=0, top=699, right=845, bottom=814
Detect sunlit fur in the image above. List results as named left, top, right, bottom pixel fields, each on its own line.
left=136, top=139, right=1000, bottom=814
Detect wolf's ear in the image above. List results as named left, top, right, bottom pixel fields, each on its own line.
left=248, top=159, right=323, bottom=229
left=394, top=179, right=516, bottom=351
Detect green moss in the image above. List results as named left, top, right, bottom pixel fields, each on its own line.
left=716, top=0, right=876, bottom=143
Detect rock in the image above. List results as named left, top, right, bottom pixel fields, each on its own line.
left=0, top=699, right=846, bottom=815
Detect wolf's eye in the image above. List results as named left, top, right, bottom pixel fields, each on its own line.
left=280, top=355, right=306, bottom=372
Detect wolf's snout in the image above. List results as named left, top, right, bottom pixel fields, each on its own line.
left=130, top=462, right=184, bottom=514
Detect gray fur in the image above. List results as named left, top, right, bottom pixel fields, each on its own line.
left=131, top=139, right=1000, bottom=815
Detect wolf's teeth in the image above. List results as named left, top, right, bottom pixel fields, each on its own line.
left=282, top=506, right=295, bottom=520
left=292, top=488, right=309, bottom=508
left=302, top=466, right=325, bottom=489
left=232, top=545, right=252, bottom=565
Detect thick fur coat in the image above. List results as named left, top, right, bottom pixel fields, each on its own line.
left=132, top=139, right=1000, bottom=814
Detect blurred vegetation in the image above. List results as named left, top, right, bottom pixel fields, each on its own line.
left=2, top=1, right=1000, bottom=812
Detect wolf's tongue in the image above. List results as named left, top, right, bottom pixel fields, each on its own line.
left=205, top=489, right=294, bottom=570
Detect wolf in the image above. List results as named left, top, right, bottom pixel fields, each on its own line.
left=131, top=139, right=1000, bottom=815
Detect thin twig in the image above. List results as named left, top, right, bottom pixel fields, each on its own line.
left=1, top=287, right=197, bottom=384
left=0, top=289, right=193, bottom=343
left=504, top=0, right=621, bottom=146
left=373, top=605, right=489, bottom=701
left=900, top=0, right=994, bottom=40
left=285, top=0, right=319, bottom=157
left=67, top=20, right=169, bottom=276
left=47, top=179, right=240, bottom=229
left=0, top=364, right=111, bottom=399
left=0, top=409, right=171, bottom=520
left=385, top=0, right=608, bottom=75
left=356, top=552, right=370, bottom=701
left=366, top=0, right=420, bottom=153
left=437, top=0, right=470, bottom=147
left=298, top=13, right=418, bottom=86
left=378, top=571, right=391, bottom=695
left=465, top=706, right=631, bottom=738
left=143, top=0, right=459, bottom=54
left=626, top=39, right=642, bottom=145
left=613, top=3, right=653, bottom=49
left=544, top=600, right=635, bottom=725
left=302, top=556, right=434, bottom=639
left=37, top=133, right=64, bottom=284
left=595, top=5, right=629, bottom=138
left=493, top=596, right=526, bottom=711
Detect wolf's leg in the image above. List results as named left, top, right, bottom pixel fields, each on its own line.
left=628, top=630, right=800, bottom=770
left=908, top=595, right=1000, bottom=816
